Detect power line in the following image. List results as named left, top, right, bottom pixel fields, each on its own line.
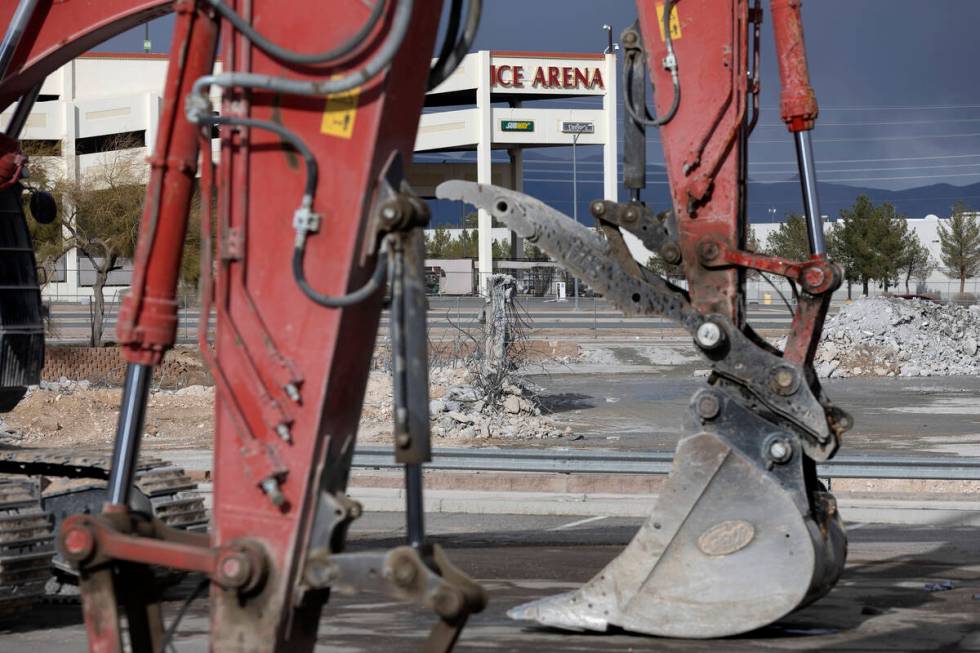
left=521, top=152, right=980, bottom=167
left=524, top=171, right=980, bottom=184
left=522, top=161, right=980, bottom=175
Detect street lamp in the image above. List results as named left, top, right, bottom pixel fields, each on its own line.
left=602, top=24, right=612, bottom=54
left=143, top=22, right=151, bottom=53
left=561, top=120, right=595, bottom=308
left=572, top=130, right=581, bottom=307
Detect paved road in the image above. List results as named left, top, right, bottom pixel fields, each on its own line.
left=529, top=371, right=980, bottom=457
left=2, top=512, right=977, bottom=651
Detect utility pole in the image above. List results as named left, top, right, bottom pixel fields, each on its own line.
left=143, top=22, right=151, bottom=53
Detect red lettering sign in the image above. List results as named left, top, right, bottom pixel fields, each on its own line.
left=590, top=68, right=604, bottom=90
left=532, top=67, right=547, bottom=88
left=547, top=66, right=560, bottom=87
left=492, top=63, right=606, bottom=91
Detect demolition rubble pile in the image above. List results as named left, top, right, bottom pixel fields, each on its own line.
left=360, top=366, right=569, bottom=441
left=361, top=274, right=570, bottom=441
left=812, top=297, right=980, bottom=378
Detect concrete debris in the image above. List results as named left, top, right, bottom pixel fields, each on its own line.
left=807, top=298, right=980, bottom=378
left=174, top=384, right=212, bottom=397
left=361, top=366, right=569, bottom=441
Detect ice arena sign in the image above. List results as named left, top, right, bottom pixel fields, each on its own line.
left=490, top=61, right=605, bottom=92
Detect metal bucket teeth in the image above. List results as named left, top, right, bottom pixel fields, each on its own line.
left=509, top=431, right=846, bottom=638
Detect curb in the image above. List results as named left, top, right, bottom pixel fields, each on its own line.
left=347, top=486, right=980, bottom=526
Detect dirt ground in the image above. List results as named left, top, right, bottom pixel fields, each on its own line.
left=0, top=384, right=214, bottom=451
left=0, top=366, right=568, bottom=452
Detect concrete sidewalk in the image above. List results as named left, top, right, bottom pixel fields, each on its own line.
left=187, top=480, right=980, bottom=527
left=346, top=486, right=980, bottom=526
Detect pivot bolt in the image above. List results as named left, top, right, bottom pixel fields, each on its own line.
left=695, top=321, right=724, bottom=350
left=765, top=436, right=794, bottom=464
left=216, top=549, right=253, bottom=589
left=392, top=559, right=418, bottom=588
left=304, top=558, right=335, bottom=588
left=62, top=524, right=95, bottom=561
left=698, top=239, right=720, bottom=263
left=623, top=30, right=638, bottom=46
left=590, top=200, right=606, bottom=217
left=623, top=207, right=639, bottom=224
left=660, top=242, right=682, bottom=265
left=802, top=266, right=827, bottom=292
left=769, top=364, right=800, bottom=396
left=696, top=392, right=720, bottom=421
left=381, top=204, right=400, bottom=223
left=430, top=586, right=464, bottom=619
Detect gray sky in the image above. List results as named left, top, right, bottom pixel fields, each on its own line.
left=97, top=1, right=980, bottom=192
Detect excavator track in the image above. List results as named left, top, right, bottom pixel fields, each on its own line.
left=0, top=449, right=208, bottom=612
left=0, top=479, right=54, bottom=617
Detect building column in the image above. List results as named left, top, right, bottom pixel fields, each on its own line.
left=476, top=50, right=493, bottom=295
left=145, top=92, right=160, bottom=155
left=508, top=147, right=523, bottom=259
left=602, top=51, right=618, bottom=204
left=62, top=60, right=80, bottom=300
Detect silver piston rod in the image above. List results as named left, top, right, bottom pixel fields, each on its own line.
left=107, top=362, right=153, bottom=505
left=793, top=130, right=825, bottom=256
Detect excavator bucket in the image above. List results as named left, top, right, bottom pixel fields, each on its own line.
left=437, top=180, right=847, bottom=638
left=508, top=391, right=846, bottom=638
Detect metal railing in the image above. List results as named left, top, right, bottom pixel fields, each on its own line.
left=352, top=446, right=980, bottom=481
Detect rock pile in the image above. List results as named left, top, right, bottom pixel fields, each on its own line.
left=812, top=297, right=980, bottom=378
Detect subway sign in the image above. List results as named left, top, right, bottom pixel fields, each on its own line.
left=501, top=120, right=535, bottom=132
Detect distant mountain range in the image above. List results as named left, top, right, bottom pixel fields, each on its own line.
left=428, top=157, right=980, bottom=226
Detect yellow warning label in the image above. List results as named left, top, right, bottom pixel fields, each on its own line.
left=321, top=85, right=360, bottom=139
left=656, top=3, right=682, bottom=41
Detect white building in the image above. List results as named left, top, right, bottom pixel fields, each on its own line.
left=1, top=50, right=620, bottom=301
left=2, top=52, right=975, bottom=302
left=0, top=53, right=224, bottom=301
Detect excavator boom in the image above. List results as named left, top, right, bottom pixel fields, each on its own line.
left=0, top=0, right=852, bottom=649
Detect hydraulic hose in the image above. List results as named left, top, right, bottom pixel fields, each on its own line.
left=190, top=113, right=386, bottom=309
left=190, top=0, right=413, bottom=100
left=427, top=0, right=482, bottom=91
left=292, top=242, right=388, bottom=309
left=195, top=114, right=317, bottom=197
left=203, top=0, right=386, bottom=66
left=623, top=0, right=680, bottom=127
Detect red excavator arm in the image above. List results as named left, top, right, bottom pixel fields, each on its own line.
left=0, top=0, right=850, bottom=650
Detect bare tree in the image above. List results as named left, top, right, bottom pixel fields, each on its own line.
left=56, top=136, right=145, bottom=345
